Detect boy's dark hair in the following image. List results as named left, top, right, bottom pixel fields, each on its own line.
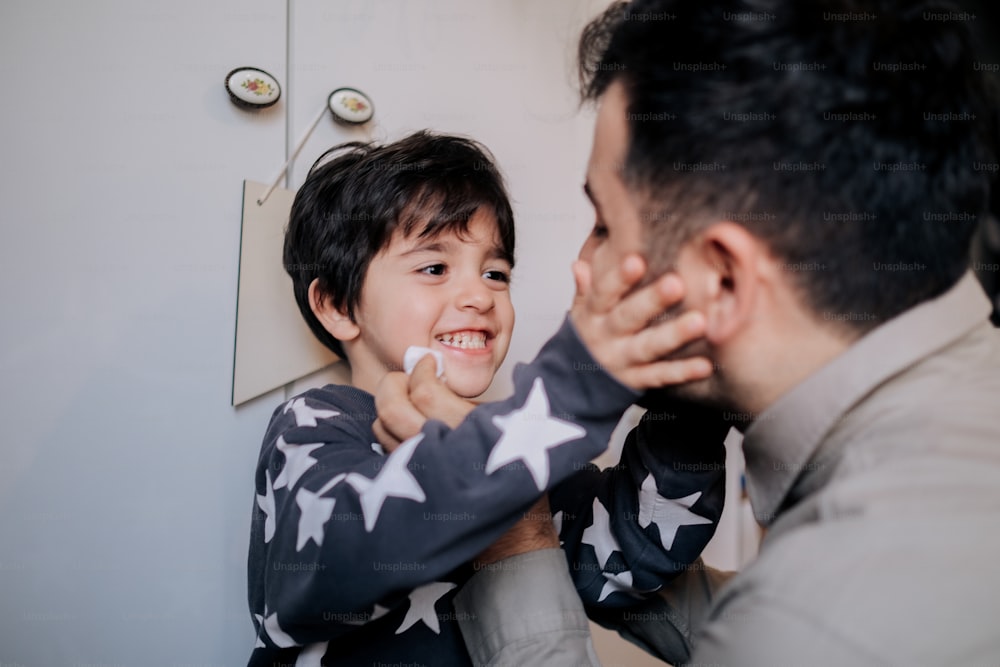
left=284, top=131, right=515, bottom=359
left=580, top=0, right=998, bottom=331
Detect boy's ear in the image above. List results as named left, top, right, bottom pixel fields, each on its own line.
left=678, top=222, right=761, bottom=345
left=308, top=279, right=360, bottom=342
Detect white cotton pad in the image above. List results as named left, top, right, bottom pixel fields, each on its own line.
left=403, top=346, right=445, bottom=377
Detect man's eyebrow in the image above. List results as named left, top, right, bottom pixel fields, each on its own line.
left=583, top=181, right=605, bottom=220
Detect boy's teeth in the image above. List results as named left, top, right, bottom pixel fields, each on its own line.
left=436, top=332, right=487, bottom=349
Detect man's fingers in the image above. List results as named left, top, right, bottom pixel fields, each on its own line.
left=589, top=254, right=646, bottom=313
left=607, top=272, right=686, bottom=335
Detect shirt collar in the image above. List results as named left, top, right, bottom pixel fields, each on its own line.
left=742, top=272, right=993, bottom=525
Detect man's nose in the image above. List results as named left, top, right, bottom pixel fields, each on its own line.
left=578, top=233, right=598, bottom=261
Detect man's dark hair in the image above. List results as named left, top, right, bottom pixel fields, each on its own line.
left=580, top=0, right=998, bottom=330
left=284, top=131, right=515, bottom=359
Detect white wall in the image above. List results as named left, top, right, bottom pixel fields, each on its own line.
left=0, top=2, right=742, bottom=665
left=1, top=1, right=286, bottom=664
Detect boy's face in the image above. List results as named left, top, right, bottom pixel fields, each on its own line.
left=346, top=208, right=514, bottom=398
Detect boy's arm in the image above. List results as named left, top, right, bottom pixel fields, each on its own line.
left=251, top=321, right=712, bottom=646
left=251, top=259, right=712, bottom=648
left=252, top=316, right=645, bottom=648
left=551, top=400, right=728, bottom=607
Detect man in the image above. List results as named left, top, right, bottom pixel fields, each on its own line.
left=375, top=0, right=1000, bottom=665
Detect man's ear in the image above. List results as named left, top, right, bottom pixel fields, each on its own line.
left=308, top=279, right=360, bottom=343
left=679, top=222, right=762, bottom=345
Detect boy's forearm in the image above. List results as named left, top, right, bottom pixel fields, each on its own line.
left=546, top=402, right=727, bottom=607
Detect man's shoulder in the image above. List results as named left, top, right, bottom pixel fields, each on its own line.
left=882, top=316, right=1000, bottom=405
left=706, top=507, right=1000, bottom=665
left=830, top=318, right=1000, bottom=470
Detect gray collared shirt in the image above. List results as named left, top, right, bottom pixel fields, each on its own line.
left=455, top=272, right=1000, bottom=666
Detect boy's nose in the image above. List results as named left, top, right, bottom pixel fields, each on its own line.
left=456, top=280, right=494, bottom=312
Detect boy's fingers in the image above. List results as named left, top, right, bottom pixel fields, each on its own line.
left=571, top=260, right=592, bottom=305
left=374, top=372, right=428, bottom=443
left=409, top=358, right=477, bottom=430
left=607, top=273, right=685, bottom=335
left=415, top=389, right=476, bottom=430
left=408, top=354, right=442, bottom=389
left=627, top=310, right=708, bottom=364
left=589, top=254, right=646, bottom=314
left=623, top=356, right=714, bottom=390
left=372, top=418, right=403, bottom=452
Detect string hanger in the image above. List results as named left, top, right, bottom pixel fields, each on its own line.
left=257, top=87, right=375, bottom=206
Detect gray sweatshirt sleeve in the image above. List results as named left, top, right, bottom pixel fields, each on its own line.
left=454, top=548, right=601, bottom=667
left=454, top=551, right=734, bottom=666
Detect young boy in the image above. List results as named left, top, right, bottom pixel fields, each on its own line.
left=247, top=131, right=728, bottom=665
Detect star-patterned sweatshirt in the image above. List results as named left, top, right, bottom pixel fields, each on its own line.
left=247, top=316, right=728, bottom=666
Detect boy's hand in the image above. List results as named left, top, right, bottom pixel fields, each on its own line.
left=373, top=355, right=476, bottom=452
left=570, top=254, right=713, bottom=391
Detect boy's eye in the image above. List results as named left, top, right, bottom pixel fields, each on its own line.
left=591, top=223, right=609, bottom=239
left=484, top=269, right=510, bottom=283
left=419, top=264, right=446, bottom=276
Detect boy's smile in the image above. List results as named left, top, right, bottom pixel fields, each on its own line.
left=338, top=208, right=515, bottom=398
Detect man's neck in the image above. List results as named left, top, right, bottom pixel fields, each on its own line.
left=730, top=320, right=854, bottom=418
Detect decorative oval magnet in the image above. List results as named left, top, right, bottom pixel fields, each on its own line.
left=225, top=67, right=281, bottom=109
left=328, top=87, right=374, bottom=124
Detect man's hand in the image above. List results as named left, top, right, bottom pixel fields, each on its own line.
left=475, top=495, right=559, bottom=568
left=570, top=254, right=713, bottom=391
left=373, top=355, right=477, bottom=452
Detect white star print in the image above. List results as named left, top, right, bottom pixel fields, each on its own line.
left=344, top=603, right=391, bottom=626
left=295, top=641, right=328, bottom=667
left=395, top=581, right=457, bottom=635
left=253, top=613, right=266, bottom=648
left=581, top=497, right=621, bottom=568
left=598, top=569, right=635, bottom=602
left=487, top=377, right=587, bottom=490
left=257, top=470, right=277, bottom=543
left=344, top=434, right=427, bottom=532
left=580, top=497, right=654, bottom=602
left=295, top=483, right=340, bottom=551
left=284, top=397, right=339, bottom=428
left=261, top=611, right=297, bottom=648
left=637, top=473, right=712, bottom=551
left=370, top=604, right=391, bottom=622
left=273, top=436, right=324, bottom=490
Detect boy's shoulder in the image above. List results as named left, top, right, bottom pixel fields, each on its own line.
left=262, top=383, right=377, bottom=448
